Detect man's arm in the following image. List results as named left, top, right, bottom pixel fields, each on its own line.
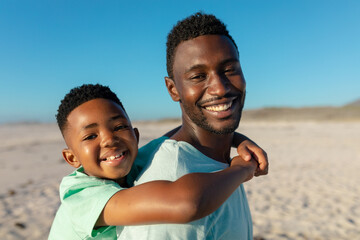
left=232, top=132, right=269, bottom=176
left=96, top=156, right=257, bottom=226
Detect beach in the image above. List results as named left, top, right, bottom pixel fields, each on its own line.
left=1, top=120, right=359, bottom=239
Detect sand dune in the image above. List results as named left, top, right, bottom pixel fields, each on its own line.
left=0, top=120, right=359, bottom=239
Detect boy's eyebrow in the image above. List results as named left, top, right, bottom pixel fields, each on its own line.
left=82, top=123, right=98, bottom=131
left=81, top=115, right=127, bottom=131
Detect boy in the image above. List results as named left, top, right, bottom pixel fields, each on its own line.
left=49, top=84, right=264, bottom=239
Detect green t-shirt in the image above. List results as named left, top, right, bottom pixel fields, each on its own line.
left=48, top=136, right=167, bottom=240
left=48, top=167, right=122, bottom=240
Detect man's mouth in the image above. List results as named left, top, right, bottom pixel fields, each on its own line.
left=204, top=101, right=233, bottom=112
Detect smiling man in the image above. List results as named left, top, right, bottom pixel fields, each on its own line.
left=117, top=12, right=267, bottom=240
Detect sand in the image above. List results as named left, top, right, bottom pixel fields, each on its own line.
left=0, top=121, right=359, bottom=239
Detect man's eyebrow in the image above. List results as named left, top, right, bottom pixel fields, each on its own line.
left=185, top=58, right=240, bottom=74
left=184, top=64, right=206, bottom=74
left=220, top=58, right=240, bottom=66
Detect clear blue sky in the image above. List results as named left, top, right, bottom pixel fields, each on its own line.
left=1, top=0, right=359, bottom=123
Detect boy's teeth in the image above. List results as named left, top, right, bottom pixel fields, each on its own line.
left=205, top=102, right=232, bottom=112
left=106, top=152, right=124, bottom=161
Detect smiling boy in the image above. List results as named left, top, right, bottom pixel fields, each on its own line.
left=48, top=84, right=265, bottom=239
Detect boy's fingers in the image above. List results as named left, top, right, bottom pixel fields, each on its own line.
left=247, top=146, right=269, bottom=176
left=236, top=140, right=253, bottom=161
left=255, top=163, right=269, bottom=176
left=236, top=140, right=269, bottom=176
left=256, top=159, right=269, bottom=176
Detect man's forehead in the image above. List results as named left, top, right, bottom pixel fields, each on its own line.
left=173, top=35, right=239, bottom=69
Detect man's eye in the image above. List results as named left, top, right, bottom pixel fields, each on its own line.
left=190, top=74, right=206, bottom=81
left=224, top=68, right=236, bottom=74
left=83, top=134, right=97, bottom=141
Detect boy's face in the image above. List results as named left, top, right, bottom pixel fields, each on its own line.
left=62, top=98, right=139, bottom=181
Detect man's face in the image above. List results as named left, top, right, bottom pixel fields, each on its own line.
left=63, top=98, right=138, bottom=181
left=168, top=35, right=246, bottom=134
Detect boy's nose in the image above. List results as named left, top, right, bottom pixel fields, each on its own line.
left=100, top=131, right=119, bottom=148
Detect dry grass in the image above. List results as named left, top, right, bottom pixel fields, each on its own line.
left=241, top=106, right=360, bottom=122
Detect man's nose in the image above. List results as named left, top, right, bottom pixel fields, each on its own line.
left=207, top=73, right=231, bottom=97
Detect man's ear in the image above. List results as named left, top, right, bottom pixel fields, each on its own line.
left=165, top=77, right=180, bottom=102
left=62, top=148, right=81, bottom=168
left=133, top=127, right=140, bottom=144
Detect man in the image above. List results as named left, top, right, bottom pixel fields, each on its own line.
left=117, top=12, right=268, bottom=239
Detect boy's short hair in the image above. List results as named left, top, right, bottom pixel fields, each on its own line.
left=56, top=84, right=125, bottom=134
left=166, top=11, right=239, bottom=78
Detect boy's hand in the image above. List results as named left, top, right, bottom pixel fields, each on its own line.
left=230, top=155, right=258, bottom=182
left=236, top=139, right=269, bottom=177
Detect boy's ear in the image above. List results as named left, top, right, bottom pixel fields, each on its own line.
left=165, top=77, right=180, bottom=102
left=62, top=148, right=81, bottom=168
left=133, top=127, right=139, bottom=144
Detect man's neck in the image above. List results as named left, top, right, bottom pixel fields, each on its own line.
left=171, top=122, right=233, bottom=163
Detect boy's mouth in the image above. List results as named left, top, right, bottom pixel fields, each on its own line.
left=101, top=151, right=126, bottom=162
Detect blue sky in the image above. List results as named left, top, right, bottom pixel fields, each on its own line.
left=1, top=0, right=359, bottom=123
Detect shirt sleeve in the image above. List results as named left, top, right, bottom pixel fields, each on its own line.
left=126, top=136, right=168, bottom=186
left=60, top=168, right=124, bottom=238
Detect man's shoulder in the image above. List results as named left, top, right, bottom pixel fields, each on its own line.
left=135, top=136, right=169, bottom=164
left=135, top=138, right=227, bottom=184
left=157, top=138, right=197, bottom=154
left=133, top=139, right=184, bottom=183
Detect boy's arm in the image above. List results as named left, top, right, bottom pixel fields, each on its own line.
left=232, top=132, right=269, bottom=176
left=96, top=156, right=257, bottom=226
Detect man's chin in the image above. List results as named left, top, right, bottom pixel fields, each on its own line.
left=208, top=126, right=238, bottom=135
left=200, top=120, right=240, bottom=135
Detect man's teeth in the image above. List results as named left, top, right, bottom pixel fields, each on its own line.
left=205, top=102, right=232, bottom=112
left=106, top=152, right=124, bottom=161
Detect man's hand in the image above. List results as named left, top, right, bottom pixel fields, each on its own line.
left=236, top=139, right=268, bottom=177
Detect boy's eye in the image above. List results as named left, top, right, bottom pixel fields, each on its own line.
left=114, top=125, right=129, bottom=131
left=83, top=134, right=97, bottom=141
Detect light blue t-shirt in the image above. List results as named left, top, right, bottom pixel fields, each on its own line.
left=117, top=139, right=253, bottom=240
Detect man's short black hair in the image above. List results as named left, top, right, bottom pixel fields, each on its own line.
left=166, top=11, right=239, bottom=78
left=56, top=84, right=125, bottom=134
